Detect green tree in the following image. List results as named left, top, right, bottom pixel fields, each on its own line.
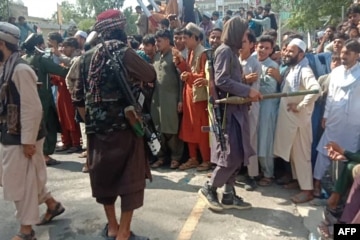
left=272, top=0, right=352, bottom=30
left=78, top=18, right=96, bottom=32
left=123, top=7, right=137, bottom=36
left=0, top=0, right=12, bottom=20
left=52, top=1, right=83, bottom=24
left=76, top=0, right=115, bottom=16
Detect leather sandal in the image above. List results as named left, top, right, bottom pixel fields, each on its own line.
left=258, top=177, right=273, bottom=186
left=14, top=230, right=36, bottom=240
left=37, top=202, right=65, bottom=225
left=196, top=161, right=212, bottom=172
left=101, top=224, right=116, bottom=240
left=170, top=160, right=180, bottom=169
left=178, top=158, right=199, bottom=170
left=151, top=159, right=165, bottom=169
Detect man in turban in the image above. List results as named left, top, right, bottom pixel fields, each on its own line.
left=71, top=10, right=156, bottom=240
left=0, top=22, right=64, bottom=240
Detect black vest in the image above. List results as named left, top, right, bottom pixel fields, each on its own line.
left=0, top=58, right=46, bottom=145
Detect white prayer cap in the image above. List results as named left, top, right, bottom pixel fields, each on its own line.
left=0, top=22, right=20, bottom=45
left=75, top=30, right=88, bottom=39
left=288, top=38, right=307, bottom=52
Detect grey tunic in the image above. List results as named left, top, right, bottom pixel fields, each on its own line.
left=211, top=44, right=255, bottom=168
left=151, top=50, right=182, bottom=134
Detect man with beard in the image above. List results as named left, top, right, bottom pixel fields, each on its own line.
left=72, top=10, right=155, bottom=239
left=198, top=18, right=262, bottom=211
left=0, top=22, right=64, bottom=240
left=150, top=29, right=184, bottom=169
left=273, top=38, right=320, bottom=203
left=313, top=39, right=360, bottom=201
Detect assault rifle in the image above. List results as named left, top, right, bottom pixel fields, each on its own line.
left=201, top=49, right=227, bottom=152
left=95, top=32, right=161, bottom=156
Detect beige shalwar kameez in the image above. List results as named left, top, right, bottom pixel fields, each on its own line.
left=273, top=65, right=320, bottom=191
left=0, top=63, right=50, bottom=225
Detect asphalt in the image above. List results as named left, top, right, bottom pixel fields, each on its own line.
left=0, top=151, right=324, bottom=240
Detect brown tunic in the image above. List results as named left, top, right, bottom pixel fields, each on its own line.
left=72, top=47, right=156, bottom=199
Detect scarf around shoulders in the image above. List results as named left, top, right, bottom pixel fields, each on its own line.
left=286, top=57, right=309, bottom=92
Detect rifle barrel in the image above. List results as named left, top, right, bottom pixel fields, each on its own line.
left=215, top=89, right=319, bottom=104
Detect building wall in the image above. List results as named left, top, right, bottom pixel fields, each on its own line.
left=9, top=3, right=28, bottom=19
left=9, top=3, right=70, bottom=41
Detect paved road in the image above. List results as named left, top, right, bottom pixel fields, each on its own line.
left=0, top=152, right=318, bottom=240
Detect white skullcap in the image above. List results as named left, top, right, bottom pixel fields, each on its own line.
left=288, top=38, right=307, bottom=52
left=75, top=30, right=88, bottom=39
left=0, top=22, right=20, bottom=45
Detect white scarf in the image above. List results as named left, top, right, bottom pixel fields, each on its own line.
left=287, top=57, right=309, bottom=92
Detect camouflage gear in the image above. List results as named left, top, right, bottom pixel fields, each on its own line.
left=80, top=43, right=133, bottom=134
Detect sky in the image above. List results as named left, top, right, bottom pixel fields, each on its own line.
left=21, top=0, right=150, bottom=19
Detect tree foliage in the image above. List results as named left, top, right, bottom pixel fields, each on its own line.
left=78, top=18, right=96, bottom=32
left=272, top=0, right=353, bottom=30
left=51, top=0, right=137, bottom=35
left=0, top=0, right=12, bottom=20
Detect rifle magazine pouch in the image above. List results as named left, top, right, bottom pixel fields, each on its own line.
left=6, top=104, right=20, bottom=135
left=192, top=85, right=208, bottom=103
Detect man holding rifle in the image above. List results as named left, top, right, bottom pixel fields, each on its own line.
left=71, top=10, right=155, bottom=240
left=198, top=18, right=262, bottom=211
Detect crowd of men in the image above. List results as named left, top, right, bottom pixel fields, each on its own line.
left=1, top=1, right=360, bottom=240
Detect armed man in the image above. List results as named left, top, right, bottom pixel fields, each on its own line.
left=22, top=33, right=69, bottom=166
left=71, top=10, right=156, bottom=240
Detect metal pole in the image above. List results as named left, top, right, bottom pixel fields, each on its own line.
left=341, top=6, right=344, bottom=21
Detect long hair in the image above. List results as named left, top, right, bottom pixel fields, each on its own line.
left=221, top=17, right=248, bottom=50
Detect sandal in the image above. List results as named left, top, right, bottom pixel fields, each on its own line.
left=151, top=159, right=165, bottom=169
left=13, top=230, right=36, bottom=240
left=46, top=157, right=60, bottom=166
left=324, top=206, right=342, bottom=222
left=129, top=231, right=150, bottom=240
left=196, top=161, right=212, bottom=172
left=78, top=151, right=87, bottom=158
left=170, top=160, right=180, bottom=169
left=290, top=191, right=314, bottom=204
left=101, top=224, right=116, bottom=240
left=283, top=180, right=299, bottom=189
left=276, top=175, right=292, bottom=185
left=258, top=177, right=273, bottom=187
left=37, top=202, right=65, bottom=225
left=178, top=158, right=199, bottom=170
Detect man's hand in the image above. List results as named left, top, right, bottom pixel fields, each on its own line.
left=172, top=48, right=183, bottom=65
left=326, top=141, right=346, bottom=161
left=266, top=67, right=281, bottom=83
left=287, top=103, right=299, bottom=113
left=248, top=88, right=262, bottom=102
left=180, top=72, right=190, bottom=82
left=177, top=102, right=183, bottom=113
left=23, top=144, right=36, bottom=159
left=194, top=78, right=208, bottom=87
left=244, top=73, right=258, bottom=84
